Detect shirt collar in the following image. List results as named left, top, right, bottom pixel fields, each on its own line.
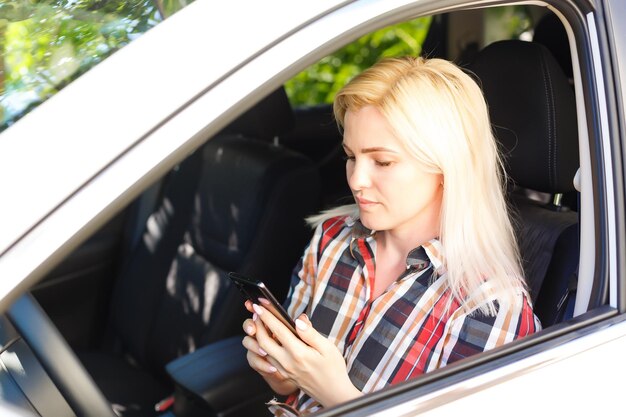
left=347, top=217, right=445, bottom=274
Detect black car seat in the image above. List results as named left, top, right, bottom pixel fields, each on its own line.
left=468, top=40, right=580, bottom=327
left=281, top=104, right=350, bottom=209
left=79, top=87, right=321, bottom=416
left=533, top=11, right=578, bottom=213
left=533, top=12, right=574, bottom=83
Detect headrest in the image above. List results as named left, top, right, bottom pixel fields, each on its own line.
left=468, top=40, right=579, bottom=194
left=218, top=87, right=295, bottom=141
left=187, top=135, right=311, bottom=270
left=533, top=12, right=573, bottom=79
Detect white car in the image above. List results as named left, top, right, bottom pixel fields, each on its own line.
left=0, top=0, right=624, bottom=416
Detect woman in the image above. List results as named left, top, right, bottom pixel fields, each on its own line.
left=242, top=56, right=541, bottom=416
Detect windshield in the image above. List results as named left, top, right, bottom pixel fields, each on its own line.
left=0, top=0, right=194, bottom=133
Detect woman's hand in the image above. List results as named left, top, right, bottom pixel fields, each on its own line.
left=241, top=301, right=298, bottom=396
left=251, top=303, right=362, bottom=408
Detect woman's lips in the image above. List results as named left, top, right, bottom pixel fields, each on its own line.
left=356, top=197, right=378, bottom=208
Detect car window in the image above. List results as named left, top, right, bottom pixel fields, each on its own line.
left=285, top=16, right=432, bottom=107
left=282, top=0, right=596, bottom=335
left=285, top=5, right=534, bottom=108
left=0, top=0, right=195, bottom=133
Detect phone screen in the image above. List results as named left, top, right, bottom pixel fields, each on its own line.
left=228, top=272, right=298, bottom=335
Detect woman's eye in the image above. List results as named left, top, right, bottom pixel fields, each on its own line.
left=376, top=161, right=393, bottom=167
left=343, top=155, right=355, bottom=162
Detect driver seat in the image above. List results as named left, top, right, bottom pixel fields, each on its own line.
left=468, top=39, right=580, bottom=326
left=79, top=88, right=321, bottom=416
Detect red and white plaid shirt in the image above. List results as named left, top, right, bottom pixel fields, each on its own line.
left=271, top=216, right=540, bottom=415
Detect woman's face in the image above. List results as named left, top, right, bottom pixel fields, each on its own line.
left=343, top=106, right=443, bottom=240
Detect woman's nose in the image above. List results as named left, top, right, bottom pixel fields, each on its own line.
left=347, top=160, right=371, bottom=190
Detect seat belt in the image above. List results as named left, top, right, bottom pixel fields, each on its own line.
left=556, top=180, right=581, bottom=323
left=555, top=269, right=577, bottom=323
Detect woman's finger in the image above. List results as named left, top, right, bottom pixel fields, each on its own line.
left=242, top=318, right=256, bottom=337
left=243, top=335, right=278, bottom=374
left=293, top=314, right=329, bottom=353
left=265, top=354, right=289, bottom=377
left=242, top=335, right=268, bottom=357
left=253, top=306, right=285, bottom=358
left=252, top=303, right=300, bottom=348
left=245, top=348, right=279, bottom=374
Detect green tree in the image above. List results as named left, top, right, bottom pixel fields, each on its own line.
left=285, top=17, right=432, bottom=107
left=0, top=0, right=191, bottom=131
left=484, top=6, right=533, bottom=45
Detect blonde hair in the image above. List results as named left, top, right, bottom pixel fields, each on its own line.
left=310, top=56, right=527, bottom=315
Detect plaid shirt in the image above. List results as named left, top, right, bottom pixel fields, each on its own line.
left=273, top=216, right=540, bottom=415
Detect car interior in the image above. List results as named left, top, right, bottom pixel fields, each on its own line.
left=0, top=3, right=599, bottom=417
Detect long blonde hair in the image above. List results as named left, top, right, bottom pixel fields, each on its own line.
left=310, top=56, right=527, bottom=315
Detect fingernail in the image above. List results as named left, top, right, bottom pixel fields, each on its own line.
left=252, top=304, right=263, bottom=316
left=295, top=318, right=308, bottom=331
left=253, top=313, right=258, bottom=321
left=259, top=297, right=270, bottom=305
left=268, top=365, right=277, bottom=373
left=245, top=325, right=254, bottom=335
left=258, top=348, right=267, bottom=356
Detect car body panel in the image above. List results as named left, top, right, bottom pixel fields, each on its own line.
left=375, top=315, right=626, bottom=416
left=602, top=0, right=626, bottom=313
left=604, top=0, right=626, bottom=116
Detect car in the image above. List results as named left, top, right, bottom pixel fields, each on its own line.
left=0, top=0, right=624, bottom=416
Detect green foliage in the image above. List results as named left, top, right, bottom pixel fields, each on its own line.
left=0, top=0, right=191, bottom=131
left=285, top=17, right=432, bottom=107
left=484, top=6, right=533, bottom=45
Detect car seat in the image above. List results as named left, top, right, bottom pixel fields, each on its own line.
left=533, top=11, right=574, bottom=82
left=468, top=39, right=580, bottom=327
left=79, top=87, right=321, bottom=416
left=281, top=104, right=350, bottom=209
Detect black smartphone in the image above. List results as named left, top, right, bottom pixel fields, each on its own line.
left=228, top=272, right=298, bottom=335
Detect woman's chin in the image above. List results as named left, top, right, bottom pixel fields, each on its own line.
left=359, top=215, right=383, bottom=232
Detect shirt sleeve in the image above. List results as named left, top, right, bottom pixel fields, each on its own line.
left=435, top=293, right=541, bottom=367
left=282, top=223, right=323, bottom=319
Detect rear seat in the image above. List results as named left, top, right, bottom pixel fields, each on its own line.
left=79, top=87, right=321, bottom=416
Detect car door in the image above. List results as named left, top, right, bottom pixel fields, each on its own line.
left=0, top=0, right=624, bottom=415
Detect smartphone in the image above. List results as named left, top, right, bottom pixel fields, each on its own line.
left=228, top=272, right=298, bottom=335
